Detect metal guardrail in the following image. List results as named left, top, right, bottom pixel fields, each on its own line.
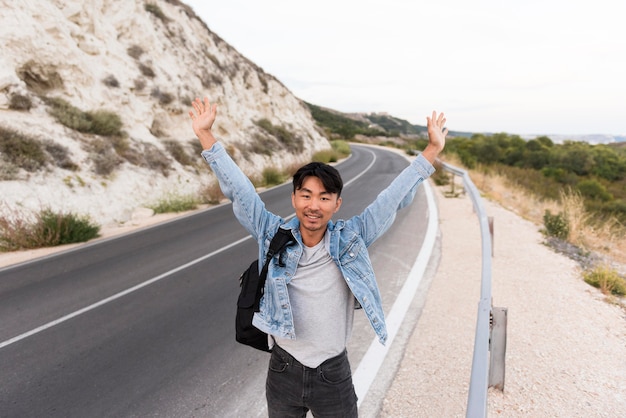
left=439, top=161, right=507, bottom=418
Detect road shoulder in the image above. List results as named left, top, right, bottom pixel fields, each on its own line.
left=380, top=184, right=626, bottom=417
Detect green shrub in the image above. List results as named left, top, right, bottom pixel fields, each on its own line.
left=0, top=126, right=47, bottom=171
left=37, top=209, right=100, bottom=246
left=164, top=140, right=192, bottom=166
left=201, top=72, right=223, bottom=88
left=89, top=110, right=123, bottom=136
left=45, top=97, right=92, bottom=132
left=139, top=63, right=155, bottom=78
left=142, top=143, right=171, bottom=176
left=89, top=138, right=122, bottom=175
left=133, top=78, right=146, bottom=91
left=246, top=133, right=276, bottom=156
left=261, top=167, right=284, bottom=186
left=44, top=141, right=78, bottom=170
left=543, top=210, right=570, bottom=239
left=312, top=140, right=352, bottom=163
left=151, top=88, right=174, bottom=105
left=148, top=193, right=199, bottom=213
left=44, top=97, right=123, bottom=137
left=109, top=136, right=131, bottom=156
left=102, top=75, right=120, bottom=88
left=127, top=45, right=144, bottom=59
left=576, top=179, right=613, bottom=202
left=0, top=209, right=100, bottom=251
left=9, top=94, right=32, bottom=110
left=583, top=265, right=626, bottom=296
left=330, top=140, right=351, bottom=158
left=312, top=149, right=336, bottom=163
left=189, top=139, right=203, bottom=157
left=0, top=161, right=19, bottom=180
left=145, top=3, right=169, bottom=23
left=255, top=119, right=303, bottom=152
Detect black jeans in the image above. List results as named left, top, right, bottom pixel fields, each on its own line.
left=266, top=344, right=358, bottom=418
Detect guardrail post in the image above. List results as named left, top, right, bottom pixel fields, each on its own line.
left=488, top=307, right=508, bottom=391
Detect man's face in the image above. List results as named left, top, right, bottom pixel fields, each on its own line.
left=292, top=176, right=342, bottom=235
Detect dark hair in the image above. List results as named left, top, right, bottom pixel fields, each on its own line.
left=292, top=162, right=343, bottom=197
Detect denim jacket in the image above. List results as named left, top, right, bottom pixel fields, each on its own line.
left=202, top=143, right=434, bottom=345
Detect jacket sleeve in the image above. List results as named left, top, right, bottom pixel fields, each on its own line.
left=349, top=153, right=435, bottom=247
left=201, top=143, right=280, bottom=241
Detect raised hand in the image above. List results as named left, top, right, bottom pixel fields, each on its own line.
left=189, top=97, right=218, bottom=150
left=422, top=111, right=448, bottom=163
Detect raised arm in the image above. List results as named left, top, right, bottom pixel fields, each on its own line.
left=188, top=96, right=281, bottom=242
left=189, top=97, right=218, bottom=150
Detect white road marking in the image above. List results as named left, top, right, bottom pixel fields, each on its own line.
left=0, top=236, right=252, bottom=349
left=353, top=179, right=438, bottom=407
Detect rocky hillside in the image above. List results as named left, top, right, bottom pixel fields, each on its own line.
left=0, top=0, right=330, bottom=227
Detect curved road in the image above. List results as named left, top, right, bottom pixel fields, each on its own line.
left=0, top=145, right=436, bottom=417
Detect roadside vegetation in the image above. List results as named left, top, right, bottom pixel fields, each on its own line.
left=0, top=126, right=78, bottom=180
left=147, top=193, right=200, bottom=214
left=437, top=144, right=626, bottom=305
left=254, top=119, right=304, bottom=153
left=437, top=136, right=626, bottom=259
left=43, top=97, right=123, bottom=137
left=0, top=208, right=99, bottom=251
left=306, top=102, right=390, bottom=138
left=245, top=139, right=353, bottom=189
left=312, top=140, right=351, bottom=163
left=583, top=264, right=626, bottom=296
left=0, top=104, right=355, bottom=252
left=443, top=134, right=626, bottom=224
left=308, top=107, right=625, bottom=303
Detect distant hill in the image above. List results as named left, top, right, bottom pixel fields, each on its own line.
left=533, top=134, right=626, bottom=144
left=305, top=102, right=472, bottom=140
left=307, top=102, right=626, bottom=145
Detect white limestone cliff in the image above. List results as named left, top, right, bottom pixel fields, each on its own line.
left=0, top=0, right=330, bottom=226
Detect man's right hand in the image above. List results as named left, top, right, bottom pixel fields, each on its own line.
left=189, top=97, right=218, bottom=150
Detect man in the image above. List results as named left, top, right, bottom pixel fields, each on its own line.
left=189, top=97, right=447, bottom=417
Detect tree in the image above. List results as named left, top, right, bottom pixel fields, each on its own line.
left=576, top=179, right=613, bottom=202
left=590, top=146, right=626, bottom=181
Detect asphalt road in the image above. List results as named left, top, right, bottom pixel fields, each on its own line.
left=0, top=145, right=434, bottom=417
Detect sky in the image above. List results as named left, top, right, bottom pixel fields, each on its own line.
left=185, top=0, right=625, bottom=136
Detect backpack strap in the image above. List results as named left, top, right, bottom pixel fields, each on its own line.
left=265, top=227, right=294, bottom=264
left=254, top=228, right=294, bottom=311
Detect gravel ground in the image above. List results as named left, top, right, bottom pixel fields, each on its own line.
left=379, top=186, right=626, bottom=417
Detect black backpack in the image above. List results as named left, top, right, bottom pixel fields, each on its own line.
left=236, top=228, right=294, bottom=352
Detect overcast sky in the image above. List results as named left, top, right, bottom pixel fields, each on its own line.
left=185, top=0, right=625, bottom=136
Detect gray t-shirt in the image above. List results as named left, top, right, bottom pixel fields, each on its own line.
left=274, top=233, right=354, bottom=368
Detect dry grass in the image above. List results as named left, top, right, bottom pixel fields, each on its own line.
left=199, top=180, right=226, bottom=205
left=583, top=263, right=626, bottom=296
left=441, top=155, right=626, bottom=265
